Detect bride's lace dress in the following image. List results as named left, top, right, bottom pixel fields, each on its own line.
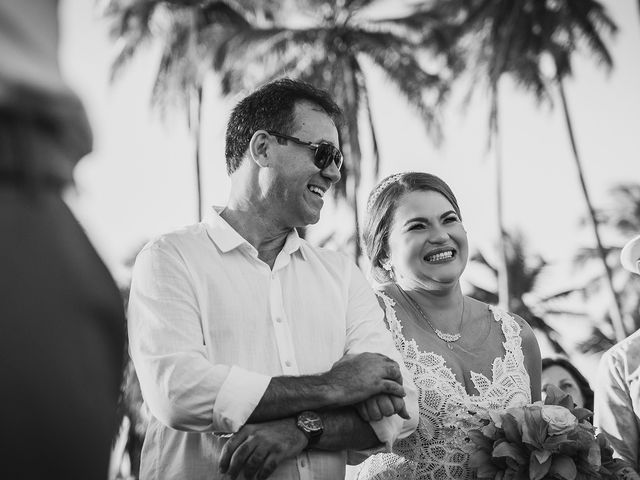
left=357, top=291, right=532, bottom=480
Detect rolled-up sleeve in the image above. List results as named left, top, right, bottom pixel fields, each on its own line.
left=342, top=263, right=419, bottom=459
left=594, top=347, right=640, bottom=470
left=128, top=242, right=271, bottom=433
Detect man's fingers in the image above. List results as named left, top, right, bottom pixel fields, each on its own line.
left=242, top=445, right=269, bottom=480
left=256, top=455, right=279, bottom=480
left=356, top=402, right=371, bottom=422
left=227, top=439, right=258, bottom=479
left=384, top=362, right=402, bottom=382
left=219, top=432, right=246, bottom=473
left=382, top=380, right=405, bottom=397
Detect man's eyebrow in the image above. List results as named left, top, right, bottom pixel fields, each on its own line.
left=313, top=135, right=337, bottom=145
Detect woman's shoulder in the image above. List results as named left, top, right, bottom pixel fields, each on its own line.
left=374, top=281, right=397, bottom=296
left=505, top=310, right=540, bottom=356
left=464, top=299, right=537, bottom=345
left=495, top=308, right=542, bottom=399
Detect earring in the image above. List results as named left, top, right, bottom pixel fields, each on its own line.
left=382, top=262, right=395, bottom=281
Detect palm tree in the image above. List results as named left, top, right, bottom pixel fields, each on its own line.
left=573, top=183, right=640, bottom=339
left=105, top=1, right=456, bottom=258
left=211, top=0, right=457, bottom=259
left=448, top=0, right=623, bottom=340
left=467, top=230, right=580, bottom=354
left=594, top=183, right=640, bottom=236
left=104, top=0, right=263, bottom=220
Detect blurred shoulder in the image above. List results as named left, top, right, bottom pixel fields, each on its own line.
left=602, top=328, right=640, bottom=366
left=138, top=223, right=208, bottom=259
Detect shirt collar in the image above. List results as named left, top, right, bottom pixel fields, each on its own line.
left=203, top=206, right=306, bottom=261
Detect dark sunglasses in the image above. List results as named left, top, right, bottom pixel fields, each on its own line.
left=267, top=131, right=343, bottom=171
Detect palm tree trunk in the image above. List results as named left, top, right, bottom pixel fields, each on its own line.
left=188, top=9, right=203, bottom=221
left=557, top=77, right=626, bottom=341
left=344, top=62, right=362, bottom=262
left=191, top=86, right=204, bottom=221
left=490, top=87, right=511, bottom=311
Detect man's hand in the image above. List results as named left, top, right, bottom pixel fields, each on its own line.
left=323, top=352, right=405, bottom=407
left=218, top=418, right=307, bottom=480
left=355, top=394, right=410, bottom=422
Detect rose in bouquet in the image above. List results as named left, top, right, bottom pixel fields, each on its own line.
left=467, top=385, right=636, bottom=480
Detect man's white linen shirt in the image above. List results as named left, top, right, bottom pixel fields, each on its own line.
left=594, top=329, right=640, bottom=470
left=128, top=207, right=418, bottom=480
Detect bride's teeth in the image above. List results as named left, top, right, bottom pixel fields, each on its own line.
left=427, top=251, right=453, bottom=262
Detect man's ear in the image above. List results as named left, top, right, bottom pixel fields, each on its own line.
left=249, top=130, right=271, bottom=168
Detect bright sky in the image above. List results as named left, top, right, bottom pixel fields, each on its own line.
left=59, top=0, right=640, bottom=310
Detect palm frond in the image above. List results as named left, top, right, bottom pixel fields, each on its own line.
left=149, top=13, right=198, bottom=117
left=351, top=30, right=447, bottom=142
left=107, top=1, right=159, bottom=82
left=537, top=287, right=584, bottom=303
left=576, top=326, right=616, bottom=354
left=563, top=0, right=617, bottom=69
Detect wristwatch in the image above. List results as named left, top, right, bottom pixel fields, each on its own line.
left=296, top=411, right=324, bottom=448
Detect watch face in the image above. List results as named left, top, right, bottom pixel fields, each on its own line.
left=298, top=411, right=323, bottom=434
left=300, top=414, right=322, bottom=431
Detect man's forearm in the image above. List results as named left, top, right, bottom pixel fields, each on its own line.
left=247, top=375, right=336, bottom=423
left=248, top=352, right=406, bottom=423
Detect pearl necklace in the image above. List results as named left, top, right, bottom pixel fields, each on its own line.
left=400, top=288, right=464, bottom=349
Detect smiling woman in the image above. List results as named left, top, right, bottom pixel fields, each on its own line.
left=541, top=356, right=594, bottom=411
left=357, top=172, right=543, bottom=480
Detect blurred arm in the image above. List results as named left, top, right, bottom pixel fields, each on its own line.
left=594, top=348, right=640, bottom=470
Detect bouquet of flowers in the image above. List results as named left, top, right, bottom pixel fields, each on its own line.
left=467, top=385, right=635, bottom=480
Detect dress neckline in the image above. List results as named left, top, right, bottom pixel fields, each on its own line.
left=376, top=289, right=528, bottom=401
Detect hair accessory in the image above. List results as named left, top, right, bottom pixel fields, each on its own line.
left=366, top=173, right=404, bottom=212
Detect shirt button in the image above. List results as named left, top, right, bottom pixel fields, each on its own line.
left=275, top=317, right=282, bottom=323
left=285, top=360, right=292, bottom=367
left=300, top=459, right=307, bottom=468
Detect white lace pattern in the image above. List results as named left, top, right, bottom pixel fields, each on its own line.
left=357, top=292, right=532, bottom=480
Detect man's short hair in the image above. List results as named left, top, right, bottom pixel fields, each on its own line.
left=224, top=78, right=343, bottom=175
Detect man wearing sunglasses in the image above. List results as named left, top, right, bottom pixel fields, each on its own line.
left=128, top=78, right=417, bottom=480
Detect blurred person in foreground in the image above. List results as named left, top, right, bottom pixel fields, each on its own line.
left=127, top=79, right=418, bottom=480
left=357, top=172, right=541, bottom=479
left=542, top=357, right=594, bottom=410
left=595, top=234, right=640, bottom=470
left=0, top=1, right=126, bottom=479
